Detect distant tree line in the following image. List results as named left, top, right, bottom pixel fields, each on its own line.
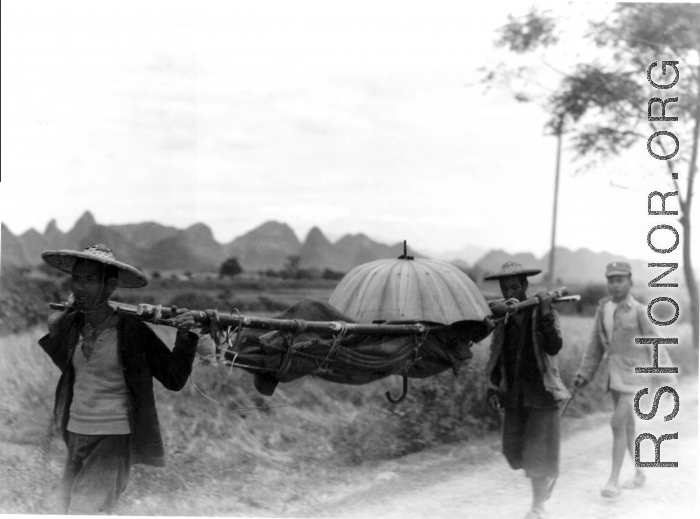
left=259, top=255, right=345, bottom=281
left=146, top=255, right=345, bottom=282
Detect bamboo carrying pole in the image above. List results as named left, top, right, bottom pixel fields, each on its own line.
left=48, top=301, right=429, bottom=335
left=48, top=287, right=579, bottom=336
left=488, top=287, right=579, bottom=323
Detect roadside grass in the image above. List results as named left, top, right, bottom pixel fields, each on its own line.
left=0, top=328, right=64, bottom=514
left=0, top=315, right=694, bottom=515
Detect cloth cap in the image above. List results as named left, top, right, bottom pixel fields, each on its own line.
left=41, top=244, right=147, bottom=288
left=605, top=261, right=632, bottom=278
left=483, top=261, right=542, bottom=281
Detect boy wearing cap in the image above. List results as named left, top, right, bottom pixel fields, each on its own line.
left=484, top=262, right=570, bottom=519
left=39, top=244, right=199, bottom=514
left=573, top=262, right=672, bottom=498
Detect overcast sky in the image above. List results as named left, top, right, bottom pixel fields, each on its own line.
left=1, top=0, right=695, bottom=265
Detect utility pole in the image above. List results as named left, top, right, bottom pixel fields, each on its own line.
left=546, top=116, right=564, bottom=285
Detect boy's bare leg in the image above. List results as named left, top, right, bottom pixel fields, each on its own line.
left=602, top=391, right=629, bottom=496
left=621, top=399, right=646, bottom=488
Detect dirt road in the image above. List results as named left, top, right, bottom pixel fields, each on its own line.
left=2, top=376, right=695, bottom=518
left=301, top=380, right=697, bottom=519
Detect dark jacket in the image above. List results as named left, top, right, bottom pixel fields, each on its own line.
left=485, top=307, right=570, bottom=403
left=39, top=312, right=198, bottom=467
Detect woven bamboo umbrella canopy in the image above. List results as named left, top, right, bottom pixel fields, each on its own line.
left=329, top=242, right=490, bottom=326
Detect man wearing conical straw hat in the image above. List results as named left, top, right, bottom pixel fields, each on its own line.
left=484, top=261, right=570, bottom=519
left=39, top=244, right=199, bottom=514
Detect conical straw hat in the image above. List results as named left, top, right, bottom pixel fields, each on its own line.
left=41, top=244, right=147, bottom=288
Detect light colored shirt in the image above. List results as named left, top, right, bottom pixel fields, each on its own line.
left=603, top=298, right=617, bottom=341
left=606, top=295, right=644, bottom=356
left=577, top=295, right=676, bottom=393
left=68, top=326, right=131, bottom=435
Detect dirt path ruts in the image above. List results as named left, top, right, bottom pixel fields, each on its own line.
left=301, top=379, right=698, bottom=519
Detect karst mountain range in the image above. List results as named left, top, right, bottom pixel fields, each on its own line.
left=1, top=211, right=645, bottom=284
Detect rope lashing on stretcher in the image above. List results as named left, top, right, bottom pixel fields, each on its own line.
left=188, top=363, right=290, bottom=413
left=189, top=307, right=292, bottom=412
left=414, top=325, right=430, bottom=360
left=502, top=298, right=520, bottom=325
left=277, top=335, right=296, bottom=379
left=152, top=304, right=163, bottom=325
left=224, top=309, right=246, bottom=373
left=316, top=321, right=348, bottom=375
